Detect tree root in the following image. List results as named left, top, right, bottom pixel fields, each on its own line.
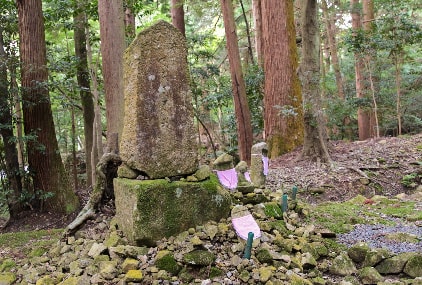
left=63, top=153, right=121, bottom=237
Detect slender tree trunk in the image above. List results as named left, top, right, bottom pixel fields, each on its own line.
left=220, top=0, right=253, bottom=164
left=362, top=0, right=377, bottom=138
left=239, top=0, right=254, bottom=64
left=300, top=0, right=331, bottom=163
left=321, top=0, right=345, bottom=99
left=394, top=55, right=403, bottom=135
left=98, top=0, right=125, bottom=153
left=262, top=0, right=303, bottom=158
left=73, top=0, right=95, bottom=188
left=171, top=0, right=185, bottom=37
left=124, top=0, right=136, bottom=41
left=0, top=29, right=22, bottom=215
left=351, top=0, right=371, bottom=140
left=10, top=63, right=24, bottom=171
left=86, top=24, right=103, bottom=185
left=17, top=0, right=79, bottom=213
left=252, top=0, right=263, bottom=66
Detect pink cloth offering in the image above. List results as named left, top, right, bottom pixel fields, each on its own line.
left=231, top=214, right=261, bottom=240
left=262, top=156, right=269, bottom=176
left=216, top=168, right=238, bottom=190
left=244, top=171, right=251, bottom=182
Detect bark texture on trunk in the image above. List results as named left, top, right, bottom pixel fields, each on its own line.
left=262, top=0, right=303, bottom=158
left=300, top=0, right=331, bottom=163
left=171, top=0, right=185, bottom=37
left=220, top=0, right=253, bottom=165
left=98, top=0, right=125, bottom=153
left=74, top=1, right=95, bottom=188
left=17, top=0, right=79, bottom=213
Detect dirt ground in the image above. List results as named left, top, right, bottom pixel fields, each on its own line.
left=1, top=133, right=421, bottom=234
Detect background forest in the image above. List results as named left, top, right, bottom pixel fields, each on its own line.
left=0, top=0, right=421, bottom=219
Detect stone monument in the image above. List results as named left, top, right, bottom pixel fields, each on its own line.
left=114, top=21, right=231, bottom=246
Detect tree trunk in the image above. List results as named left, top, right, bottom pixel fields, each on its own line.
left=220, top=0, right=253, bottom=165
left=262, top=0, right=303, bottom=158
left=16, top=0, right=79, bottom=213
left=321, top=0, right=344, bottom=100
left=124, top=0, right=136, bottom=41
left=300, top=0, right=331, bottom=163
left=351, top=0, right=371, bottom=140
left=0, top=29, right=22, bottom=215
left=239, top=0, right=254, bottom=64
left=362, top=0, right=378, bottom=138
left=73, top=0, right=95, bottom=188
left=86, top=24, right=103, bottom=185
left=98, top=0, right=125, bottom=153
left=170, top=0, right=185, bottom=37
left=252, top=0, right=263, bottom=66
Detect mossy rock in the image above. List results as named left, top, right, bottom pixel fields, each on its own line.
left=0, top=259, right=15, bottom=272
left=209, top=266, right=223, bottom=278
left=256, top=248, right=273, bottom=264
left=114, top=175, right=231, bottom=246
left=348, top=242, right=370, bottom=263
left=155, top=253, right=182, bottom=275
left=403, top=254, right=422, bottom=278
left=183, top=250, right=216, bottom=266
left=358, top=267, right=384, bottom=284
left=0, top=272, right=16, bottom=285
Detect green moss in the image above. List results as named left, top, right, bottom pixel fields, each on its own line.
left=155, top=254, right=182, bottom=275
left=183, top=250, right=216, bottom=266
left=209, top=266, right=223, bottom=278
left=0, top=272, right=16, bottom=284
left=256, top=248, right=273, bottom=264
left=0, top=229, right=62, bottom=249
left=29, top=247, right=47, bottom=257
left=385, top=232, right=419, bottom=243
left=264, top=202, right=283, bottom=218
left=0, top=259, right=16, bottom=272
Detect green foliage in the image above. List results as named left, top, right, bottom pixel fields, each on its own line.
left=401, top=173, right=421, bottom=188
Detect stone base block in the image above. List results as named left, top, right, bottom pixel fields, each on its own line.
left=114, top=175, right=231, bottom=246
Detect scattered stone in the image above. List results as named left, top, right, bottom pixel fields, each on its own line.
left=122, top=258, right=139, bottom=273
left=124, top=270, right=143, bottom=282
left=88, top=242, right=107, bottom=258
left=363, top=248, right=392, bottom=267
left=403, top=254, right=422, bottom=278
left=329, top=252, right=357, bottom=276
left=212, top=153, right=234, bottom=171
left=358, top=267, right=384, bottom=284
left=348, top=242, right=371, bottom=263
left=375, top=252, right=416, bottom=274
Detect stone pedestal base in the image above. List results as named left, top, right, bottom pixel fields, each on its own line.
left=114, top=175, right=231, bottom=246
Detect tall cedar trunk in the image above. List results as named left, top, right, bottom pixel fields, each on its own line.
left=16, top=0, right=79, bottom=213
left=300, top=0, right=331, bottom=163
left=98, top=0, right=125, bottom=153
left=252, top=0, right=263, bottom=66
left=351, top=0, right=371, bottom=140
left=74, top=1, right=95, bottom=188
left=262, top=0, right=303, bottom=158
left=220, top=0, right=253, bottom=165
left=0, top=29, right=22, bottom=214
left=171, top=0, right=185, bottom=37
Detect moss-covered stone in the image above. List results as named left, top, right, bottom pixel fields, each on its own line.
left=257, top=248, right=273, bottom=264
left=363, top=248, right=391, bottom=267
left=0, top=272, right=16, bottom=285
left=114, top=175, right=231, bottom=246
left=121, top=258, right=139, bottom=273
left=58, top=277, right=80, bottom=285
left=36, top=276, right=56, bottom=285
left=183, top=250, right=216, bottom=266
left=358, top=267, right=384, bottom=284
left=329, top=252, right=357, bottom=276
left=403, top=254, right=422, bottom=278
left=0, top=259, right=15, bottom=272
left=155, top=253, right=182, bottom=275
left=375, top=252, right=416, bottom=274
left=348, top=242, right=370, bottom=263
left=289, top=272, right=313, bottom=285
left=124, top=269, right=143, bottom=282
left=209, top=266, right=223, bottom=278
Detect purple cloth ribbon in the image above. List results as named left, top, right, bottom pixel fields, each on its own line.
left=231, top=214, right=261, bottom=240
left=216, top=168, right=238, bottom=190
left=262, top=156, right=269, bottom=176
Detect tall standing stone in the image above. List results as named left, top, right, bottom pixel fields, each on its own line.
left=120, top=20, right=198, bottom=179
left=250, top=142, right=268, bottom=188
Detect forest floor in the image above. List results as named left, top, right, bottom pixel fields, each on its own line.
left=1, top=133, right=422, bottom=234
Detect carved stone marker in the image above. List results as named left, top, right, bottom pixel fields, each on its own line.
left=119, top=20, right=198, bottom=179
left=114, top=21, right=231, bottom=246
left=250, top=142, right=268, bottom=188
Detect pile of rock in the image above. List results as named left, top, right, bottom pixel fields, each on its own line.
left=1, top=191, right=421, bottom=284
